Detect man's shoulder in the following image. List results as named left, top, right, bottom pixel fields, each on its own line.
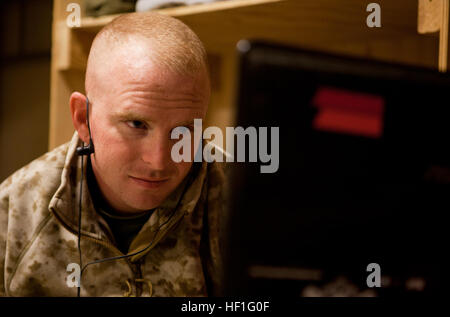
left=0, top=141, right=71, bottom=198
left=206, top=161, right=227, bottom=183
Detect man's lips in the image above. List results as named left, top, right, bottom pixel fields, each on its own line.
left=128, top=176, right=169, bottom=189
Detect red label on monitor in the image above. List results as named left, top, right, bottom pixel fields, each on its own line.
left=311, top=86, right=385, bottom=138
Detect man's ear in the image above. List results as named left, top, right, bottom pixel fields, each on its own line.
left=70, top=92, right=90, bottom=144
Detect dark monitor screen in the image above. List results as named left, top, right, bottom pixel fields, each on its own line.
left=224, top=40, right=450, bottom=297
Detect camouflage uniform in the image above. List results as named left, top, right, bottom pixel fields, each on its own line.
left=0, top=132, right=227, bottom=296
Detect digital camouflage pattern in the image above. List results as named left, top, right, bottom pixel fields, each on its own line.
left=0, top=132, right=227, bottom=296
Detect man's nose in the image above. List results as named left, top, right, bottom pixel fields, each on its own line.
left=140, top=132, right=172, bottom=170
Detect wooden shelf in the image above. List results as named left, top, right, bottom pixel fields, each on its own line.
left=77, top=0, right=283, bottom=32
left=50, top=0, right=443, bottom=149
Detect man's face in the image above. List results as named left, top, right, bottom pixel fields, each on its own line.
left=87, top=45, right=209, bottom=214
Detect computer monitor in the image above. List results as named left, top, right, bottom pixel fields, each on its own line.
left=223, top=40, right=450, bottom=296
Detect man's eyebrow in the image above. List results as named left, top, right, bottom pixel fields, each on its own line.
left=111, top=111, right=151, bottom=122
left=112, top=112, right=195, bottom=127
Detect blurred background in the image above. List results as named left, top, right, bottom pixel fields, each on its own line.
left=0, top=0, right=52, bottom=181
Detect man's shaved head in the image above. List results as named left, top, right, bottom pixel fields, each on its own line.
left=85, top=12, right=210, bottom=100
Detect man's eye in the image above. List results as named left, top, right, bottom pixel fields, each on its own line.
left=126, top=120, right=146, bottom=129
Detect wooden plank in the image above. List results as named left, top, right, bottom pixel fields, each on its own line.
left=439, top=0, right=449, bottom=71
left=65, top=0, right=440, bottom=70
left=418, top=0, right=442, bottom=33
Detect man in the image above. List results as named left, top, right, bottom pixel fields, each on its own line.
left=0, top=12, right=226, bottom=296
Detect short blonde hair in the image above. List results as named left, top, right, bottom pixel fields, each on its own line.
left=88, top=11, right=208, bottom=77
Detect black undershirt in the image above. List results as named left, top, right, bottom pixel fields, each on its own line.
left=86, top=158, right=154, bottom=254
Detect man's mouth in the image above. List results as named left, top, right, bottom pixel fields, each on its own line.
left=128, top=176, right=169, bottom=189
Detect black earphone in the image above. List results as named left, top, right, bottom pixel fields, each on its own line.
left=76, top=97, right=95, bottom=156
left=74, top=96, right=186, bottom=296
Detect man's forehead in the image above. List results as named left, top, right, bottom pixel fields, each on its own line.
left=92, top=39, right=203, bottom=80
left=96, top=52, right=208, bottom=94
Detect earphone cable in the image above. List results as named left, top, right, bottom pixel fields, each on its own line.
left=80, top=205, right=179, bottom=275
left=77, top=154, right=84, bottom=297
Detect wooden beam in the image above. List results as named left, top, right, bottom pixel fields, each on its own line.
left=439, top=0, right=449, bottom=71
left=417, top=0, right=449, bottom=71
